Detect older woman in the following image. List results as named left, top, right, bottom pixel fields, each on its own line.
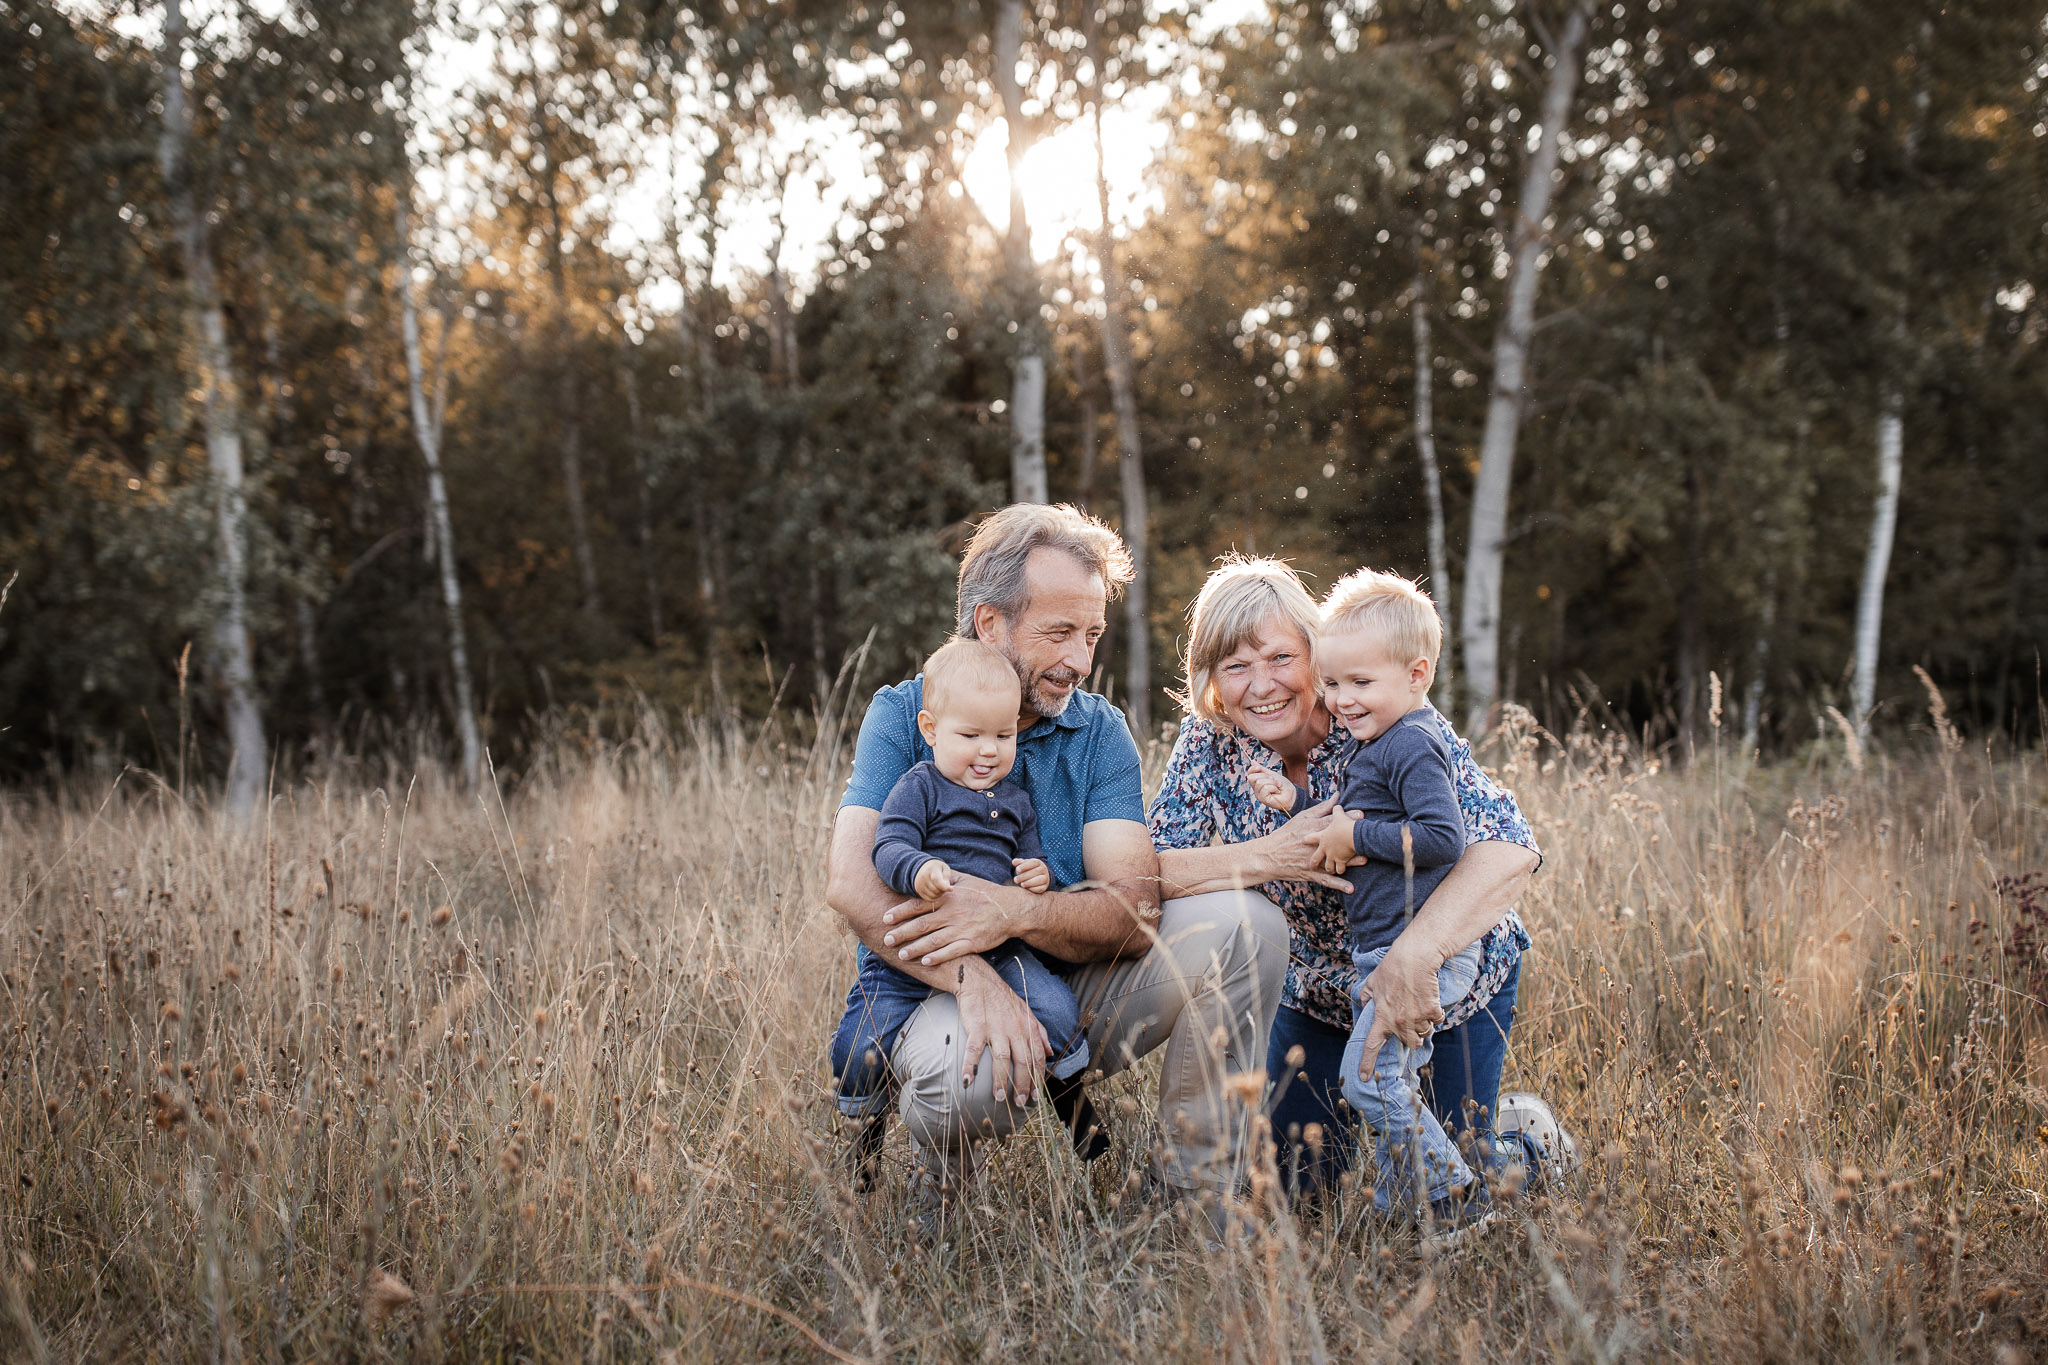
left=1149, top=555, right=1545, bottom=1197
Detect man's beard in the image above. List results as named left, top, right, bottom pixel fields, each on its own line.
left=1023, top=665, right=1083, bottom=718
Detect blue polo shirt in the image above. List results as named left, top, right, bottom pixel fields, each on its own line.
left=841, top=676, right=1146, bottom=890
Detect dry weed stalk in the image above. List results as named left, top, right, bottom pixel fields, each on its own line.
left=0, top=704, right=2041, bottom=1360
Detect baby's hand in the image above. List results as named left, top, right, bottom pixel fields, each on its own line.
left=913, top=859, right=955, bottom=902
left=1012, top=858, right=1051, bottom=894
left=1247, top=764, right=1295, bottom=814
left=1312, top=811, right=1360, bottom=875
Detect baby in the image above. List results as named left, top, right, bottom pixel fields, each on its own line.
left=829, top=638, right=1106, bottom=1186
left=1249, top=569, right=1497, bottom=1249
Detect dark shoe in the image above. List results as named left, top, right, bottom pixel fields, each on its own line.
left=848, top=1111, right=888, bottom=1194
left=1138, top=1167, right=1257, bottom=1249
left=906, top=1142, right=980, bottom=1241
left=1046, top=1075, right=1112, bottom=1162
left=1419, top=1181, right=1501, bottom=1255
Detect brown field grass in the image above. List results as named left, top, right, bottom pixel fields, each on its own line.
left=2, top=689, right=2045, bottom=1362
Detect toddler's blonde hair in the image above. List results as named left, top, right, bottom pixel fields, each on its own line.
left=922, top=637, right=1022, bottom=716
left=1320, top=568, right=1443, bottom=667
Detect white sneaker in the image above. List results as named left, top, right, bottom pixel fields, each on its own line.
left=1493, top=1092, right=1578, bottom=1188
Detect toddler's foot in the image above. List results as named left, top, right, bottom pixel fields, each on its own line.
left=1419, top=1180, right=1500, bottom=1256
left=1046, top=1075, right=1112, bottom=1162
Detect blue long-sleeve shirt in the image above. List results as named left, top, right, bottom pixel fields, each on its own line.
left=1327, top=708, right=1467, bottom=952
left=871, top=762, right=1045, bottom=897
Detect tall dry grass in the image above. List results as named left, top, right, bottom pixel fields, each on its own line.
left=1, top=687, right=2044, bottom=1362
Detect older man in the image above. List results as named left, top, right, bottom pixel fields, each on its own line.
left=826, top=503, right=1288, bottom=1226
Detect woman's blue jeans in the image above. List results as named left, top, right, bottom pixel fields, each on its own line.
left=1265, top=957, right=1521, bottom=1199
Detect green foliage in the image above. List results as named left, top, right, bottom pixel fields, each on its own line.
left=2, top=0, right=2044, bottom=784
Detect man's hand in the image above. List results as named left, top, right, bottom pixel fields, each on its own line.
left=881, top=872, right=1027, bottom=967
left=1246, top=764, right=1294, bottom=814
left=953, top=959, right=1049, bottom=1106
left=1358, top=939, right=1446, bottom=1052
left=1311, top=808, right=1362, bottom=875
left=913, top=858, right=955, bottom=903
left=1012, top=857, right=1051, bottom=894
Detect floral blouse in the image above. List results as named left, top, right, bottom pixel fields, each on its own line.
left=1148, top=706, right=1539, bottom=1032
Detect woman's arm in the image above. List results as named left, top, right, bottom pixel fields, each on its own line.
left=1357, top=839, right=1538, bottom=1049
left=1155, top=798, right=1356, bottom=899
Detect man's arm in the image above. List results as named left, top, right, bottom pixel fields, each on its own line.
left=879, top=818, right=1162, bottom=966
left=824, top=806, right=1049, bottom=1104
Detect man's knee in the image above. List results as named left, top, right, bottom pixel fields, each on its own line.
left=1158, top=888, right=1288, bottom=995
left=891, top=1000, right=1026, bottom=1151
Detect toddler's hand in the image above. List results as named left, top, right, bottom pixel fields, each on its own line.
left=1313, top=811, right=1360, bottom=875
left=1012, top=858, right=1051, bottom=894
left=913, top=859, right=954, bottom=902
left=1247, top=764, right=1294, bottom=814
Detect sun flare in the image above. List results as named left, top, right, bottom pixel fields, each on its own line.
left=959, top=108, right=1169, bottom=263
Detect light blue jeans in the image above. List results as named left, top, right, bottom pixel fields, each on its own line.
left=1340, top=941, right=1484, bottom=1208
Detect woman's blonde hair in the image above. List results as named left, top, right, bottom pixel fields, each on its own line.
left=1175, top=554, right=1322, bottom=729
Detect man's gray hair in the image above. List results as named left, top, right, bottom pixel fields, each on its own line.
left=955, top=503, right=1135, bottom=636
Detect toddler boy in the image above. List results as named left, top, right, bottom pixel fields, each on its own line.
left=1249, top=569, right=1496, bottom=1249
left=830, top=638, right=1107, bottom=1186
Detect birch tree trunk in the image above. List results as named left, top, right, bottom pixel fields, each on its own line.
left=1850, top=22, right=1930, bottom=736
left=159, top=0, right=265, bottom=818
left=1088, top=26, right=1147, bottom=733
left=618, top=327, right=660, bottom=643
left=396, top=198, right=483, bottom=789
left=1073, top=343, right=1100, bottom=510
left=1741, top=566, right=1778, bottom=752
left=520, top=18, right=600, bottom=627
left=1851, top=396, right=1903, bottom=728
left=1411, top=266, right=1454, bottom=712
left=1458, top=0, right=1591, bottom=734
left=994, top=0, right=1047, bottom=505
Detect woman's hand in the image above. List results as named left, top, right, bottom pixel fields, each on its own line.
left=1357, top=939, right=1448, bottom=1051
left=1258, top=798, right=1358, bottom=893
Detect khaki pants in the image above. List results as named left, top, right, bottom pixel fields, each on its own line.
left=888, top=889, right=1289, bottom=1194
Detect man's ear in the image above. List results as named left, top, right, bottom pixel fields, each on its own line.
left=916, top=709, right=939, bottom=745
left=972, top=603, right=1004, bottom=645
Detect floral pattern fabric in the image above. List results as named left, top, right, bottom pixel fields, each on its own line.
left=1147, top=706, right=1539, bottom=1032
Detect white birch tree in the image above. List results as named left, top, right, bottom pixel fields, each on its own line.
left=1411, top=264, right=1454, bottom=712
left=1850, top=21, right=1931, bottom=736
left=396, top=192, right=483, bottom=789
left=1458, top=0, right=1591, bottom=733
left=1851, top=399, right=1903, bottom=730
left=1087, top=15, right=1146, bottom=732
left=993, top=0, right=1047, bottom=505
left=158, top=0, right=265, bottom=818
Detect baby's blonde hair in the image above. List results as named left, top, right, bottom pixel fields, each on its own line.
left=1320, top=568, right=1442, bottom=666
left=922, top=637, right=1022, bottom=716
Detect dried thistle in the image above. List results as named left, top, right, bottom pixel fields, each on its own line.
left=362, top=1270, right=414, bottom=1327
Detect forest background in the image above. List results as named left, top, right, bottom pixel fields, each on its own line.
left=6, top=0, right=2047, bottom=804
